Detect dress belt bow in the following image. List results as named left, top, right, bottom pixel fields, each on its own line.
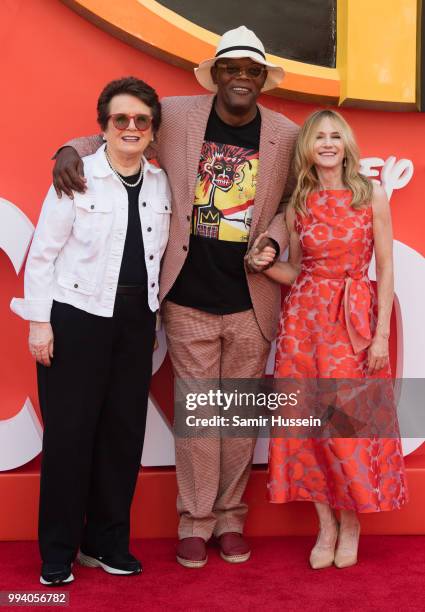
left=311, top=269, right=372, bottom=354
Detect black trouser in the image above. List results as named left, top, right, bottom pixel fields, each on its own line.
left=37, top=295, right=156, bottom=564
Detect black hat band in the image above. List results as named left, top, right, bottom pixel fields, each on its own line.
left=215, top=45, right=266, bottom=60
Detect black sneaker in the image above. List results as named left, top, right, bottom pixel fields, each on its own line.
left=78, top=551, right=142, bottom=575
left=40, top=563, right=74, bottom=586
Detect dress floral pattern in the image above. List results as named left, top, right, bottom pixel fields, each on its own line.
left=268, top=190, right=408, bottom=512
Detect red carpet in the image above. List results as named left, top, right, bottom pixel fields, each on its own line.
left=0, top=537, right=424, bottom=611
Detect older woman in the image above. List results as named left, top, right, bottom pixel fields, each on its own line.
left=261, top=109, right=408, bottom=569
left=11, top=77, right=170, bottom=585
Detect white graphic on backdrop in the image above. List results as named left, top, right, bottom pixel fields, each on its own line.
left=371, top=242, right=425, bottom=456
left=0, top=399, right=43, bottom=470
left=142, top=326, right=175, bottom=466
left=0, top=199, right=42, bottom=470
left=0, top=198, right=34, bottom=273
left=0, top=157, right=422, bottom=469
left=360, top=156, right=414, bottom=201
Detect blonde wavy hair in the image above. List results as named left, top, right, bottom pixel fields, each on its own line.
left=290, top=109, right=373, bottom=215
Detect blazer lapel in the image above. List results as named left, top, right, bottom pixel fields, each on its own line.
left=250, top=105, right=279, bottom=244
left=186, top=95, right=215, bottom=208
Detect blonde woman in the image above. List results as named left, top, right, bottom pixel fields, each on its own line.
left=263, top=110, right=407, bottom=569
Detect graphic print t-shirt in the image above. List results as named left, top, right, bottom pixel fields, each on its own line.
left=167, top=106, right=261, bottom=314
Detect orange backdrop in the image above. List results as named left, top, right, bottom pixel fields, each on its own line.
left=0, top=0, right=424, bottom=538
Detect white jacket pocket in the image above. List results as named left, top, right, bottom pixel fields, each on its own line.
left=56, top=274, right=97, bottom=296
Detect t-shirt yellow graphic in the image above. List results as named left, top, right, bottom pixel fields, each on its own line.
left=192, top=141, right=259, bottom=242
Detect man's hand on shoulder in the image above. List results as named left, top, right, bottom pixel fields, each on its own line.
left=53, top=147, right=87, bottom=199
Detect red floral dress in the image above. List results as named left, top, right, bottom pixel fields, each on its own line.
left=268, top=190, right=408, bottom=512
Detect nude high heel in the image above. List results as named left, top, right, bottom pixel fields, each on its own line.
left=309, top=521, right=339, bottom=569
left=334, top=522, right=360, bottom=568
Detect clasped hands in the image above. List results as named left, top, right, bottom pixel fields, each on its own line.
left=245, top=231, right=278, bottom=273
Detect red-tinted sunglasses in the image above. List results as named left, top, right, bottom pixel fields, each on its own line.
left=107, top=113, right=153, bottom=131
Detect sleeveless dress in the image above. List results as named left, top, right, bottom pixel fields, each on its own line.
left=268, top=190, right=408, bottom=512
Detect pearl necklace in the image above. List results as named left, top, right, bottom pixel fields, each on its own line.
left=105, top=148, right=144, bottom=187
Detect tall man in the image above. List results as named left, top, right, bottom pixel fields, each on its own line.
left=52, top=26, right=299, bottom=568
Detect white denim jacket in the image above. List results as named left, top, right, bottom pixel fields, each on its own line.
left=11, top=144, right=171, bottom=321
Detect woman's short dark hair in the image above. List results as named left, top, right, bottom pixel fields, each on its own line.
left=97, top=76, right=161, bottom=133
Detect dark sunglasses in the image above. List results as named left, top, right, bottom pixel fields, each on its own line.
left=215, top=63, right=267, bottom=79
left=108, top=113, right=153, bottom=131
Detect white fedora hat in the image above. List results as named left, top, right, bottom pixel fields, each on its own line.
left=194, top=25, right=285, bottom=93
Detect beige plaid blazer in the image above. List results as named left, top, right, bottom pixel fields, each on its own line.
left=68, top=94, right=299, bottom=341
left=157, top=95, right=299, bottom=341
